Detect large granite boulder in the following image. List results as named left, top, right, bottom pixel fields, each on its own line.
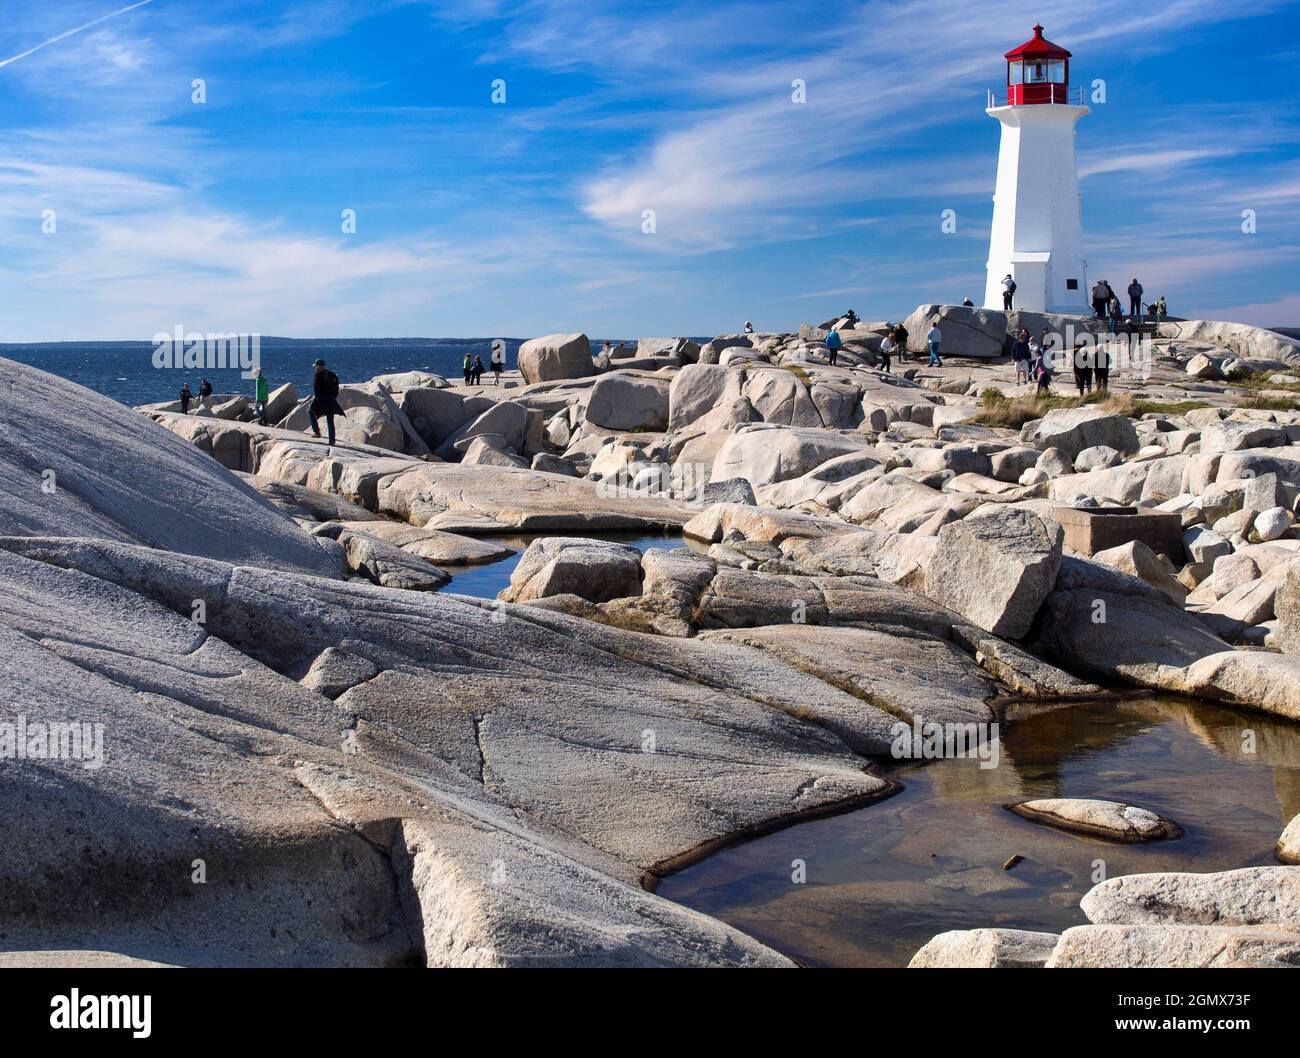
left=712, top=426, right=871, bottom=489
left=1021, top=407, right=1140, bottom=463
left=923, top=507, right=1063, bottom=639
left=902, top=304, right=1006, bottom=358
left=498, top=537, right=644, bottom=604
left=517, top=332, right=595, bottom=384
left=586, top=373, right=671, bottom=432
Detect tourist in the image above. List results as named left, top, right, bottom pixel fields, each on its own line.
left=892, top=321, right=909, bottom=360
left=1127, top=277, right=1144, bottom=319
left=490, top=343, right=505, bottom=385
left=962, top=296, right=975, bottom=307
left=1072, top=336, right=1093, bottom=395
left=1108, top=296, right=1124, bottom=335
left=1154, top=295, right=1167, bottom=326
left=843, top=308, right=859, bottom=327
left=1094, top=339, right=1111, bottom=391
left=1001, top=273, right=1016, bottom=310
left=309, top=358, right=345, bottom=447
left=1090, top=279, right=1108, bottom=318
left=1011, top=328, right=1032, bottom=384
left=878, top=330, right=894, bottom=373
left=198, top=377, right=213, bottom=409
left=253, top=367, right=269, bottom=425
left=472, top=355, right=485, bottom=385
left=926, top=318, right=943, bottom=367
left=1035, top=346, right=1054, bottom=395
left=179, top=382, right=193, bottom=414
left=824, top=327, right=841, bottom=366
left=743, top=321, right=754, bottom=334
left=462, top=353, right=472, bottom=385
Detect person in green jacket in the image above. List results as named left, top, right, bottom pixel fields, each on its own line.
left=253, top=368, right=270, bottom=425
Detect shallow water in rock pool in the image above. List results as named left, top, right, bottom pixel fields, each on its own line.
left=655, top=696, right=1300, bottom=967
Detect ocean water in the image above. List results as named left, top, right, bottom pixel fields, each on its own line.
left=0, top=337, right=623, bottom=408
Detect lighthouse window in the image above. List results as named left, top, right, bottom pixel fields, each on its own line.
left=1008, top=60, right=1024, bottom=85
left=1066, top=279, right=1079, bottom=290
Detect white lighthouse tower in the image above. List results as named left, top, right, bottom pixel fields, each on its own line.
left=984, top=25, right=1089, bottom=314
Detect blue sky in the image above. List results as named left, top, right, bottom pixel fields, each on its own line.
left=0, top=0, right=1297, bottom=340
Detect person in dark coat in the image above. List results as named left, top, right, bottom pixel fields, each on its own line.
left=1127, top=278, right=1144, bottom=319
left=1094, top=340, right=1111, bottom=391
left=1011, top=328, right=1032, bottom=385
left=1072, top=336, right=1093, bottom=395
left=309, top=358, right=346, bottom=446
left=179, top=382, right=193, bottom=414
left=198, top=377, right=213, bottom=409
left=472, top=355, right=485, bottom=385
left=1090, top=280, right=1108, bottom=319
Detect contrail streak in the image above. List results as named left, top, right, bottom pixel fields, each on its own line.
left=0, top=0, right=153, bottom=69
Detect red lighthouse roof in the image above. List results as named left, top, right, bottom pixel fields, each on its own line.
left=1005, top=24, right=1071, bottom=60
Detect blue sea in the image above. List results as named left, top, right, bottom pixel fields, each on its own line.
left=0, top=337, right=626, bottom=407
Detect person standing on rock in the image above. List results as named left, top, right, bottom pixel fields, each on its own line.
left=1072, top=335, right=1093, bottom=395
left=1094, top=340, right=1111, bottom=391
left=1011, top=328, right=1032, bottom=385
left=179, top=382, right=193, bottom=414
left=309, top=358, right=345, bottom=447
left=1154, top=295, right=1167, bottom=326
left=878, top=329, right=894, bottom=373
left=462, top=353, right=472, bottom=385
left=1127, top=277, right=1144, bottom=319
left=1092, top=279, right=1112, bottom=317
left=198, top=377, right=213, bottom=409
left=490, top=342, right=505, bottom=385
left=892, top=321, right=909, bottom=361
left=926, top=318, right=943, bottom=367
left=1001, top=274, right=1016, bottom=311
left=843, top=309, right=859, bottom=328
left=1034, top=344, right=1054, bottom=395
left=1108, top=296, right=1124, bottom=335
left=824, top=327, right=841, bottom=366
left=253, top=368, right=269, bottom=426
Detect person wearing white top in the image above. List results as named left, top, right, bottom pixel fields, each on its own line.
left=926, top=320, right=943, bottom=367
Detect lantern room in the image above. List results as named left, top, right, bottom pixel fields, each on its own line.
left=1004, top=24, right=1071, bottom=105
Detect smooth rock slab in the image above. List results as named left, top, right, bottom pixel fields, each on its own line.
left=908, top=928, right=1059, bottom=968
left=1007, top=799, right=1183, bottom=843
left=1080, top=867, right=1300, bottom=928
left=1046, top=924, right=1300, bottom=968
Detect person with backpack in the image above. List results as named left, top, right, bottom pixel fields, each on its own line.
left=490, top=342, right=505, bottom=385
left=1011, top=329, right=1032, bottom=385
left=198, top=377, right=213, bottom=409
left=1001, top=273, right=1016, bottom=311
left=179, top=382, right=193, bottom=414
left=926, top=318, right=943, bottom=367
left=824, top=327, right=841, bottom=366
left=253, top=368, right=269, bottom=425
left=1127, top=278, right=1144, bottom=319
left=309, top=358, right=346, bottom=446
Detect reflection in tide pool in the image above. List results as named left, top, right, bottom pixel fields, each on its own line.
left=655, top=696, right=1300, bottom=967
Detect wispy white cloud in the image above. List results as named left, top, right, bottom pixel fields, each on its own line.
left=0, top=0, right=152, bottom=69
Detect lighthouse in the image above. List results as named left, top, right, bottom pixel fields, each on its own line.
left=984, top=25, right=1089, bottom=314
